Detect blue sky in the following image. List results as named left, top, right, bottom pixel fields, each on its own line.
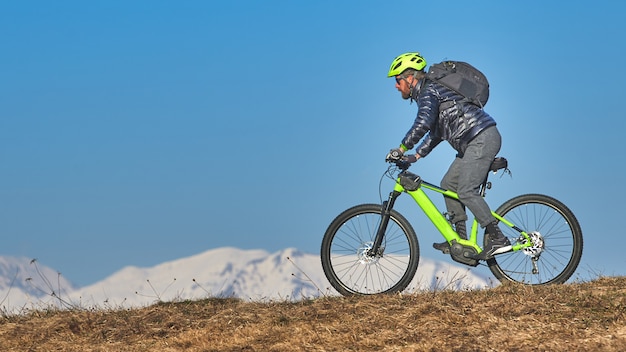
left=2, top=1, right=625, bottom=287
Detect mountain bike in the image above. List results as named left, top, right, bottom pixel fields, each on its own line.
left=320, top=157, right=583, bottom=296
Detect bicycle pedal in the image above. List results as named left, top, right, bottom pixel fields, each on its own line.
left=432, top=242, right=451, bottom=254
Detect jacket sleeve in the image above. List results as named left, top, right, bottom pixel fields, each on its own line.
left=401, top=84, right=440, bottom=156
left=415, top=133, right=442, bottom=157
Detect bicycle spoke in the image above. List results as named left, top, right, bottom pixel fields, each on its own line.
left=488, top=195, right=582, bottom=285
left=321, top=205, right=419, bottom=295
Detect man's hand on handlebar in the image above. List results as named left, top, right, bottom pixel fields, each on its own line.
left=386, top=148, right=420, bottom=169
left=402, top=154, right=418, bottom=163
left=385, top=148, right=404, bottom=162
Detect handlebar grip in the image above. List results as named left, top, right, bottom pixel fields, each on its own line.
left=389, top=149, right=402, bottom=159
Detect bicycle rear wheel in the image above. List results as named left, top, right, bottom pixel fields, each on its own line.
left=321, top=204, right=419, bottom=296
left=487, top=194, right=583, bottom=285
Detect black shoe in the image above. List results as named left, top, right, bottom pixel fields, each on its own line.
left=478, top=236, right=512, bottom=259
left=478, top=222, right=512, bottom=259
left=433, top=221, right=467, bottom=254
left=433, top=241, right=451, bottom=254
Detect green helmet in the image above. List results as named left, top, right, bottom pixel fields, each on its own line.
left=387, top=52, right=427, bottom=77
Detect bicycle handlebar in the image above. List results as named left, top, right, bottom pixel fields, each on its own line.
left=386, top=154, right=418, bottom=170
left=388, top=159, right=412, bottom=170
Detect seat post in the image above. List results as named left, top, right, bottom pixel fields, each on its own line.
left=479, top=174, right=489, bottom=197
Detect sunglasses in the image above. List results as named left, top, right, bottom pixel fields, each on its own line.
left=395, top=75, right=408, bottom=84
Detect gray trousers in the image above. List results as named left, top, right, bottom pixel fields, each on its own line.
left=441, top=126, right=501, bottom=227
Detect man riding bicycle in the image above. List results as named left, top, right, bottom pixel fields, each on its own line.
left=385, top=52, right=510, bottom=259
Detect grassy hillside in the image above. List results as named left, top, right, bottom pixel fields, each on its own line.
left=0, top=277, right=624, bottom=351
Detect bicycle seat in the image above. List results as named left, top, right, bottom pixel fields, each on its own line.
left=490, top=157, right=508, bottom=172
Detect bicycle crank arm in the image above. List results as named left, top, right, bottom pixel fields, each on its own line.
left=472, top=244, right=514, bottom=261
left=491, top=244, right=514, bottom=256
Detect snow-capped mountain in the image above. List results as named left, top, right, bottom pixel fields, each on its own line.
left=0, top=256, right=77, bottom=311
left=0, top=248, right=494, bottom=312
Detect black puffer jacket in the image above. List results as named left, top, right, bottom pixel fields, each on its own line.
left=401, top=79, right=496, bottom=157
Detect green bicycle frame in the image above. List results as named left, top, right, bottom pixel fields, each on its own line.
left=392, top=174, right=533, bottom=255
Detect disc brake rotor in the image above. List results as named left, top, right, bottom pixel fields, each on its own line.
left=357, top=241, right=382, bottom=265
left=521, top=231, right=545, bottom=257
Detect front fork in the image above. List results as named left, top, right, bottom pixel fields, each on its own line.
left=368, top=190, right=402, bottom=256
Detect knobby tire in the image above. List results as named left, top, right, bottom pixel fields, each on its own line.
left=320, top=204, right=420, bottom=296
left=486, top=194, right=583, bottom=285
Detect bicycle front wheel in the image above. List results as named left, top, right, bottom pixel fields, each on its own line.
left=487, top=194, right=583, bottom=285
left=321, top=204, right=420, bottom=296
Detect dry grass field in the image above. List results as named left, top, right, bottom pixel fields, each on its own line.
left=0, top=276, right=624, bottom=351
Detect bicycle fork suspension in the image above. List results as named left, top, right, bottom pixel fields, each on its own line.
left=369, top=190, right=401, bottom=256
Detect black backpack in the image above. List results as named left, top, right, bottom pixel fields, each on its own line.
left=426, top=61, right=490, bottom=108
